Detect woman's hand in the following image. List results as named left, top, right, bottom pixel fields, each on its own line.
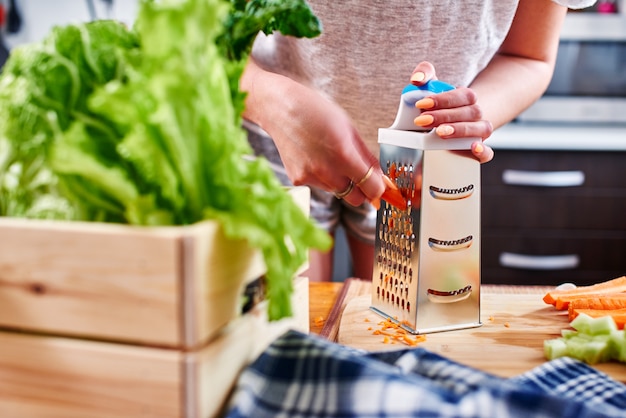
left=275, top=82, right=386, bottom=207
left=410, top=61, right=495, bottom=163
left=242, top=61, right=385, bottom=207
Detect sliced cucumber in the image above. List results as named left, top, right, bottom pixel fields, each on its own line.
left=545, top=314, right=626, bottom=365
left=561, top=329, right=578, bottom=339
left=544, top=338, right=568, bottom=360
left=571, top=313, right=617, bottom=335
left=567, top=336, right=612, bottom=364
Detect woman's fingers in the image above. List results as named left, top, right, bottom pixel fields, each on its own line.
left=410, top=61, right=437, bottom=85
left=435, top=120, right=494, bottom=141
left=411, top=86, right=493, bottom=140
left=406, top=63, right=494, bottom=165
left=417, top=87, right=477, bottom=109
left=471, top=141, right=495, bottom=164
left=330, top=155, right=386, bottom=207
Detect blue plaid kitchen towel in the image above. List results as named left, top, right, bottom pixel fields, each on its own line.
left=225, top=330, right=626, bottom=418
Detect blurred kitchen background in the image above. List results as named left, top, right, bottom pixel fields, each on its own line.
left=0, top=1, right=137, bottom=57
left=1, top=1, right=625, bottom=284
left=483, top=0, right=626, bottom=287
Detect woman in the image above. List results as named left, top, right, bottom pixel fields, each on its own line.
left=240, top=0, right=596, bottom=282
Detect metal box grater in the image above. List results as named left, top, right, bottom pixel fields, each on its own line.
left=370, top=82, right=482, bottom=334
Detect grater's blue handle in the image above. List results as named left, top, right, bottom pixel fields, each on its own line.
left=401, top=80, right=455, bottom=95
left=389, top=80, right=455, bottom=131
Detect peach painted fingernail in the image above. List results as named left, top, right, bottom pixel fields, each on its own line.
left=415, top=98, right=435, bottom=109
left=370, top=198, right=381, bottom=210
left=436, top=125, right=454, bottom=136
left=411, top=72, right=425, bottom=83
left=414, top=114, right=434, bottom=127
left=474, top=143, right=484, bottom=153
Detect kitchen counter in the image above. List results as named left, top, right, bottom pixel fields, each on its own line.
left=488, top=123, right=626, bottom=151
left=309, top=282, right=343, bottom=335
left=309, top=281, right=626, bottom=384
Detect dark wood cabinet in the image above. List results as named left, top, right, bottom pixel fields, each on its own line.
left=481, top=150, right=626, bottom=286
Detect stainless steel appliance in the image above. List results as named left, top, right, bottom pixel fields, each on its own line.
left=517, top=4, right=626, bottom=125
left=370, top=82, right=482, bottom=334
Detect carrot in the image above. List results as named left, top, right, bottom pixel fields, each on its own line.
left=543, top=276, right=626, bottom=305
left=553, top=292, right=626, bottom=311
left=568, top=308, right=626, bottom=330
left=564, top=294, right=626, bottom=311
left=381, top=175, right=408, bottom=210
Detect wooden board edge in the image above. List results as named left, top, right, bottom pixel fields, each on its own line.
left=320, top=278, right=372, bottom=341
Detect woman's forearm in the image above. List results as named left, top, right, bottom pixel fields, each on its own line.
left=470, top=0, right=568, bottom=130
left=469, top=52, right=556, bottom=130
left=239, top=57, right=294, bottom=134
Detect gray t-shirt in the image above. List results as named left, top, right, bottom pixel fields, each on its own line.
left=250, top=0, right=595, bottom=153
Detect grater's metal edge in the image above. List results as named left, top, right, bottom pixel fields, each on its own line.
left=378, top=128, right=478, bottom=150
left=369, top=306, right=482, bottom=335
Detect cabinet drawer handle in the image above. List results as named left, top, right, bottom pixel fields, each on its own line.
left=499, top=252, right=580, bottom=270
left=502, top=169, right=585, bottom=187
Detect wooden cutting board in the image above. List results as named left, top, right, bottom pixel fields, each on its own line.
left=338, top=284, right=626, bottom=383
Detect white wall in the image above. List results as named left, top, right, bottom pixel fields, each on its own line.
left=4, top=0, right=139, bottom=49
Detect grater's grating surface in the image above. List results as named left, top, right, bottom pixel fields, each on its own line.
left=372, top=144, right=424, bottom=330
left=371, top=143, right=481, bottom=334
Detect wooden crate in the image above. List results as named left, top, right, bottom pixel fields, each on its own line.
left=0, top=187, right=310, bottom=349
left=0, top=276, right=310, bottom=418
left=0, top=215, right=265, bottom=349
left=0, top=187, right=312, bottom=416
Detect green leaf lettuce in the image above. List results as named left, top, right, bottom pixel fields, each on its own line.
left=0, top=0, right=331, bottom=320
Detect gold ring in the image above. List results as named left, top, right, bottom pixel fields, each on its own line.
left=355, top=165, right=375, bottom=187
left=334, top=181, right=354, bottom=199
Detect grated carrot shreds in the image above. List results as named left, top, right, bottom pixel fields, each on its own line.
left=401, top=334, right=415, bottom=345
left=373, top=329, right=397, bottom=337
left=371, top=317, right=427, bottom=347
